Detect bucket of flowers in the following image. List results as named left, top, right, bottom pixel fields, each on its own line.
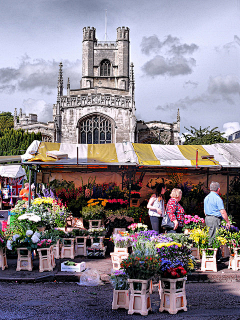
left=183, top=214, right=205, bottom=235
left=158, top=260, right=188, bottom=314
left=37, top=239, right=54, bottom=256
left=121, top=254, right=162, bottom=315
left=111, top=270, right=130, bottom=310
left=127, top=223, right=148, bottom=234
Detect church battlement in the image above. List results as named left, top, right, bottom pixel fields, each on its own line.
left=117, top=27, right=129, bottom=41
left=83, top=26, right=96, bottom=41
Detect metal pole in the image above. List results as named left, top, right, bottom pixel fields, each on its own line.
left=28, top=167, right=32, bottom=208
left=226, top=170, right=229, bottom=213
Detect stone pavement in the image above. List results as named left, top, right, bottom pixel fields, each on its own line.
left=1, top=254, right=240, bottom=284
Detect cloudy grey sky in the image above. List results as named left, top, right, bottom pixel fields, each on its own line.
left=0, top=0, right=240, bottom=137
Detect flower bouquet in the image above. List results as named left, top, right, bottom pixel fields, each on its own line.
left=156, top=242, right=195, bottom=273
left=7, top=230, right=41, bottom=252
left=111, top=233, right=131, bottom=248
left=37, top=239, right=53, bottom=249
left=183, top=215, right=205, bottom=233
left=121, top=255, right=162, bottom=280
left=127, top=223, right=148, bottom=233
left=110, top=270, right=129, bottom=290
left=160, top=261, right=187, bottom=279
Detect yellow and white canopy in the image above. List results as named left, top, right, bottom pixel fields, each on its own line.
left=21, top=140, right=240, bottom=168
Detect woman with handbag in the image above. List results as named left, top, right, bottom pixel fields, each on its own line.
left=164, top=188, right=185, bottom=233
left=147, top=183, right=166, bottom=234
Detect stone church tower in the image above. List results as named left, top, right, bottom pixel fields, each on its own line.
left=53, top=26, right=136, bottom=144
left=14, top=26, right=180, bottom=145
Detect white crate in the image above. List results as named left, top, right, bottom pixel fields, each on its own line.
left=61, top=261, right=86, bottom=272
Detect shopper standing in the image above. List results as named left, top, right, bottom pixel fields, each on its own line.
left=204, top=181, right=230, bottom=244
left=147, top=183, right=166, bottom=234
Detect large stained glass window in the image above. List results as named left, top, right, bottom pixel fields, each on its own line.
left=79, top=114, right=112, bottom=144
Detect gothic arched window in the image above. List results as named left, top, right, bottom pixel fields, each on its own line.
left=100, top=59, right=111, bottom=76
left=79, top=114, right=113, bottom=144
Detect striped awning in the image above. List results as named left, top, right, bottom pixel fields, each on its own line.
left=21, top=140, right=240, bottom=168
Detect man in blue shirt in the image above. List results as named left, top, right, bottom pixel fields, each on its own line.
left=204, top=181, right=230, bottom=246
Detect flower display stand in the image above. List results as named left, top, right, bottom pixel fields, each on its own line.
left=128, top=279, right=152, bottom=316
left=110, top=248, right=129, bottom=270
left=0, top=248, right=8, bottom=270
left=86, top=246, right=106, bottom=258
left=37, top=246, right=55, bottom=272
left=88, top=220, right=102, bottom=229
left=191, top=247, right=200, bottom=260
left=159, top=278, right=187, bottom=314
left=52, top=239, right=60, bottom=259
left=75, top=236, right=88, bottom=256
left=16, top=248, right=33, bottom=271
left=201, top=248, right=217, bottom=272
left=112, top=289, right=130, bottom=310
left=110, top=252, right=129, bottom=270
left=228, top=248, right=240, bottom=271
left=89, top=236, right=105, bottom=248
left=61, top=238, right=75, bottom=259
left=130, top=199, right=140, bottom=207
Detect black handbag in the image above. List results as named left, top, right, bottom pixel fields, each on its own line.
left=161, top=213, right=175, bottom=230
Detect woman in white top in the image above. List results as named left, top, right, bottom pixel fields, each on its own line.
left=147, top=183, right=166, bottom=234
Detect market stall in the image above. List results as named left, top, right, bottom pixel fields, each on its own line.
left=0, top=165, right=26, bottom=209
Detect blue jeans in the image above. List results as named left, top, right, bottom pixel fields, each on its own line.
left=150, top=216, right=162, bottom=234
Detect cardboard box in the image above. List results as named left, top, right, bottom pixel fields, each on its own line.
left=61, top=261, right=86, bottom=272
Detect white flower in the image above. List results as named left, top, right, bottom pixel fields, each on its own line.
left=31, top=234, right=40, bottom=243
left=28, top=215, right=41, bottom=222
left=26, top=230, right=33, bottom=236
left=18, top=214, right=29, bottom=220
left=7, top=240, right=12, bottom=250
left=12, top=234, right=20, bottom=241
left=33, top=232, right=41, bottom=238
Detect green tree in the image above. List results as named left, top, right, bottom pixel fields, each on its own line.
left=183, top=126, right=229, bottom=145
left=0, top=112, right=14, bottom=131
left=0, top=128, right=42, bottom=156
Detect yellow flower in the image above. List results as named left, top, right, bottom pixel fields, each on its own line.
left=155, top=241, right=182, bottom=249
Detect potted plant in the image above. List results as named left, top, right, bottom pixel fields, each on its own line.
left=158, top=260, right=188, bottom=314
left=121, top=254, right=161, bottom=315
left=37, top=239, right=56, bottom=272
left=111, top=270, right=130, bottom=310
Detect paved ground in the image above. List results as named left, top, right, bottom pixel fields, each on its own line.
left=0, top=281, right=240, bottom=319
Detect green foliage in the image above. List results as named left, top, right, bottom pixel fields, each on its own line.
left=0, top=112, right=14, bottom=131
left=0, top=128, right=42, bottom=156
left=183, top=126, right=229, bottom=145
left=105, top=186, right=127, bottom=199
left=125, top=207, right=148, bottom=222
left=82, top=205, right=105, bottom=220
left=105, top=214, right=134, bottom=229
